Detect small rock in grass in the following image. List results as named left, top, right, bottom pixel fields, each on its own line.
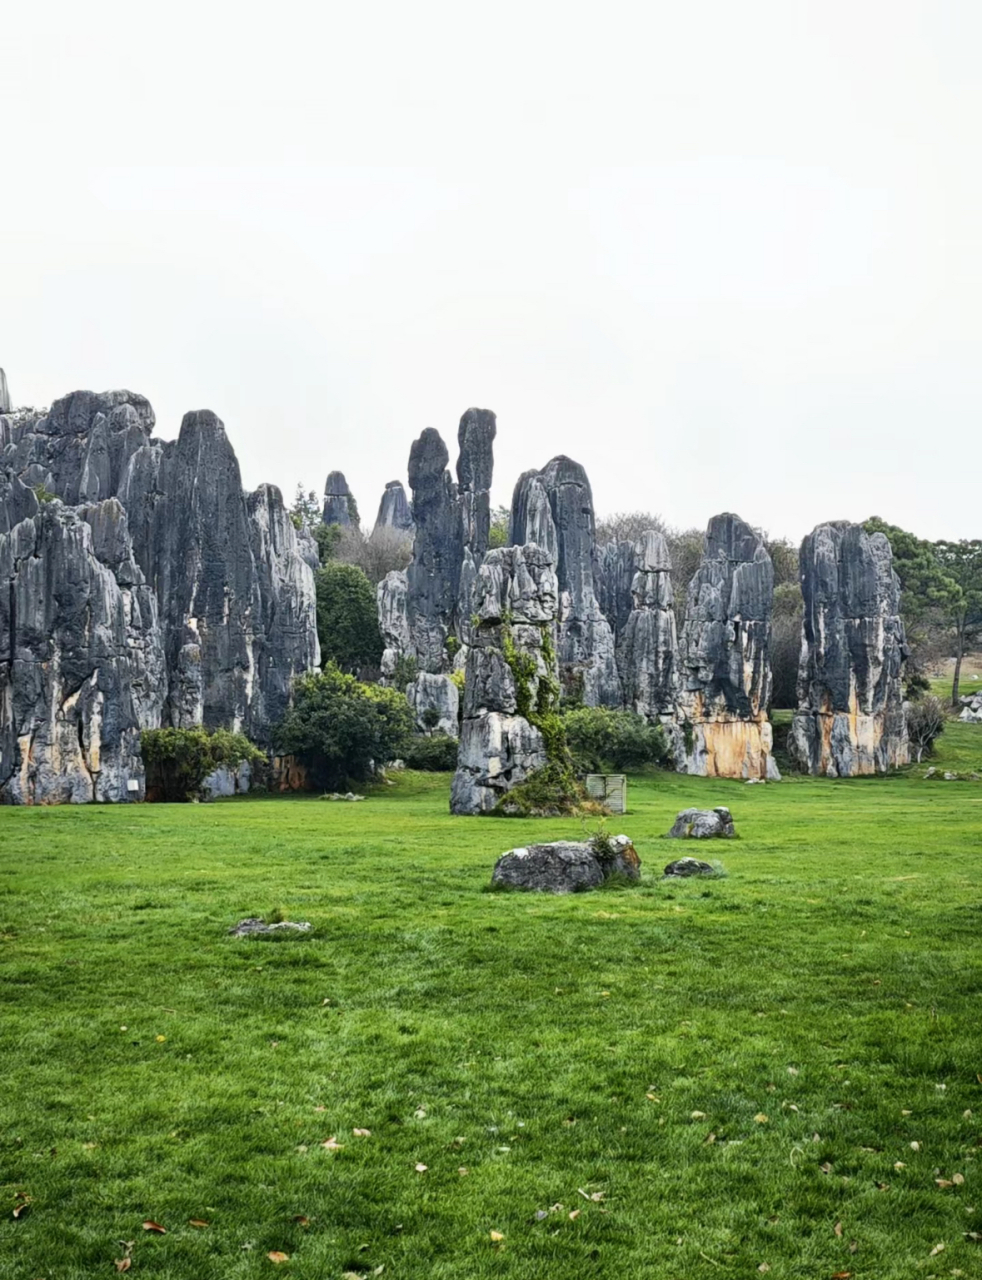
left=229, top=918, right=312, bottom=937
left=665, top=807, right=735, bottom=839
left=663, top=857, right=716, bottom=878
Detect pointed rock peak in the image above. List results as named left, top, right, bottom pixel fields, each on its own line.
left=456, top=408, right=496, bottom=493
left=324, top=470, right=352, bottom=497
left=408, top=428, right=450, bottom=491
left=0, top=368, right=10, bottom=413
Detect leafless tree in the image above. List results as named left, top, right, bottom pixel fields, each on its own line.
left=905, top=695, right=947, bottom=762
left=334, top=525, right=413, bottom=586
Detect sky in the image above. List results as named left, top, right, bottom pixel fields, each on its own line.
left=3, top=0, right=979, bottom=543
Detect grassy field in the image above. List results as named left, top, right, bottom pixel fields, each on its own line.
left=1, top=725, right=981, bottom=1279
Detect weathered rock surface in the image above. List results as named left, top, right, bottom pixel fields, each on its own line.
left=407, top=671, right=459, bottom=737
left=377, top=569, right=411, bottom=679
left=0, top=483, right=165, bottom=803
left=491, top=835, right=640, bottom=893
left=789, top=522, right=909, bottom=776
left=618, top=530, right=678, bottom=720
left=322, top=470, right=357, bottom=526
left=1, top=391, right=319, bottom=754
left=663, top=857, right=716, bottom=877
left=598, top=540, right=637, bottom=645
left=958, top=691, right=982, bottom=723
left=229, top=917, right=311, bottom=936
left=0, top=369, right=9, bottom=414
left=450, top=543, right=558, bottom=815
left=402, top=410, right=496, bottom=674
left=510, top=456, right=621, bottom=707
left=675, top=514, right=777, bottom=779
left=373, top=480, right=415, bottom=534
left=665, top=807, right=735, bottom=839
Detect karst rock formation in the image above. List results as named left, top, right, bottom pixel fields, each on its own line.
left=510, top=456, right=622, bottom=708
left=373, top=479, right=415, bottom=535
left=450, top=543, right=559, bottom=815
left=674, top=514, right=778, bottom=780
left=322, top=470, right=358, bottom=527
left=789, top=521, right=908, bottom=776
left=1, top=390, right=319, bottom=801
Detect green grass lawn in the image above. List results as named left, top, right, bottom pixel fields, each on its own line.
left=2, top=727, right=981, bottom=1279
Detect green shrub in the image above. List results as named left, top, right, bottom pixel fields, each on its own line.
left=274, top=664, right=414, bottom=790
left=140, top=727, right=264, bottom=802
left=402, top=733, right=459, bottom=772
left=493, top=762, right=601, bottom=818
left=563, top=706, right=668, bottom=774
left=315, top=562, right=382, bottom=673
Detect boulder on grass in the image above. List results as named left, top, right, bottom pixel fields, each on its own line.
left=665, top=807, right=735, bottom=839
left=229, top=918, right=312, bottom=937
left=491, top=836, right=640, bottom=893
left=663, top=857, right=716, bottom=878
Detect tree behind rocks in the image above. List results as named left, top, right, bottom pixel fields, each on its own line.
left=315, top=562, right=383, bottom=674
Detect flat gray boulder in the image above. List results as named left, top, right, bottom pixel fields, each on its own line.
left=229, top=918, right=312, bottom=937
left=491, top=836, right=640, bottom=893
left=665, top=807, right=735, bottom=839
left=663, top=857, right=716, bottom=877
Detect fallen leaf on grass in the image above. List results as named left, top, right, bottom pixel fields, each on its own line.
left=322, top=1137, right=344, bottom=1151
left=142, top=1220, right=166, bottom=1233
left=415, top=1163, right=427, bottom=1173
left=928, top=1242, right=945, bottom=1256
left=820, top=1163, right=833, bottom=1175
left=938, top=1179, right=954, bottom=1189
left=114, top=1260, right=132, bottom=1273
left=834, top=1222, right=843, bottom=1237
left=12, top=1194, right=31, bottom=1220
left=458, top=1167, right=469, bottom=1175
left=830, top=1272, right=852, bottom=1279
left=568, top=1209, right=580, bottom=1221
left=848, top=1240, right=858, bottom=1253
left=954, top=1173, right=966, bottom=1185
left=267, top=1251, right=290, bottom=1263
left=758, top=1265, right=770, bottom=1273
left=705, top=1133, right=717, bottom=1145
left=754, top=1114, right=769, bottom=1124
left=691, top=1111, right=706, bottom=1120
left=910, top=1141, right=921, bottom=1151
left=894, top=1162, right=906, bottom=1171
left=189, top=1218, right=209, bottom=1228
left=490, top=1230, right=504, bottom=1243
left=292, top=1216, right=310, bottom=1227
left=353, top=1128, right=371, bottom=1137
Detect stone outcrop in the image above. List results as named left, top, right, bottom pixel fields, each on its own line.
left=675, top=514, right=777, bottom=779
left=373, top=480, right=414, bottom=535
left=665, top=807, right=735, bottom=839
left=450, top=543, right=558, bottom=815
left=491, top=835, right=640, bottom=893
left=598, top=540, right=637, bottom=646
left=789, top=522, right=908, bottom=776
left=663, top=857, right=717, bottom=877
left=0, top=369, right=9, bottom=414
left=377, top=569, right=410, bottom=679
left=510, top=456, right=621, bottom=707
left=322, top=470, right=357, bottom=526
left=1, top=390, right=319, bottom=770
left=618, top=530, right=678, bottom=721
left=0, top=480, right=165, bottom=803
left=402, top=409, right=496, bottom=674
left=407, top=672, right=459, bottom=737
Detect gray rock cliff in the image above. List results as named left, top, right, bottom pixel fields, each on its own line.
left=510, top=456, right=621, bottom=708
left=450, top=543, right=558, bottom=815
left=789, top=521, right=908, bottom=775
left=675, top=513, right=776, bottom=779
left=0, top=481, right=165, bottom=803
left=618, top=530, right=678, bottom=721
left=1, top=390, right=320, bottom=767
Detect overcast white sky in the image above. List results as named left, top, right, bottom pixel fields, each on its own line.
left=3, top=0, right=979, bottom=541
